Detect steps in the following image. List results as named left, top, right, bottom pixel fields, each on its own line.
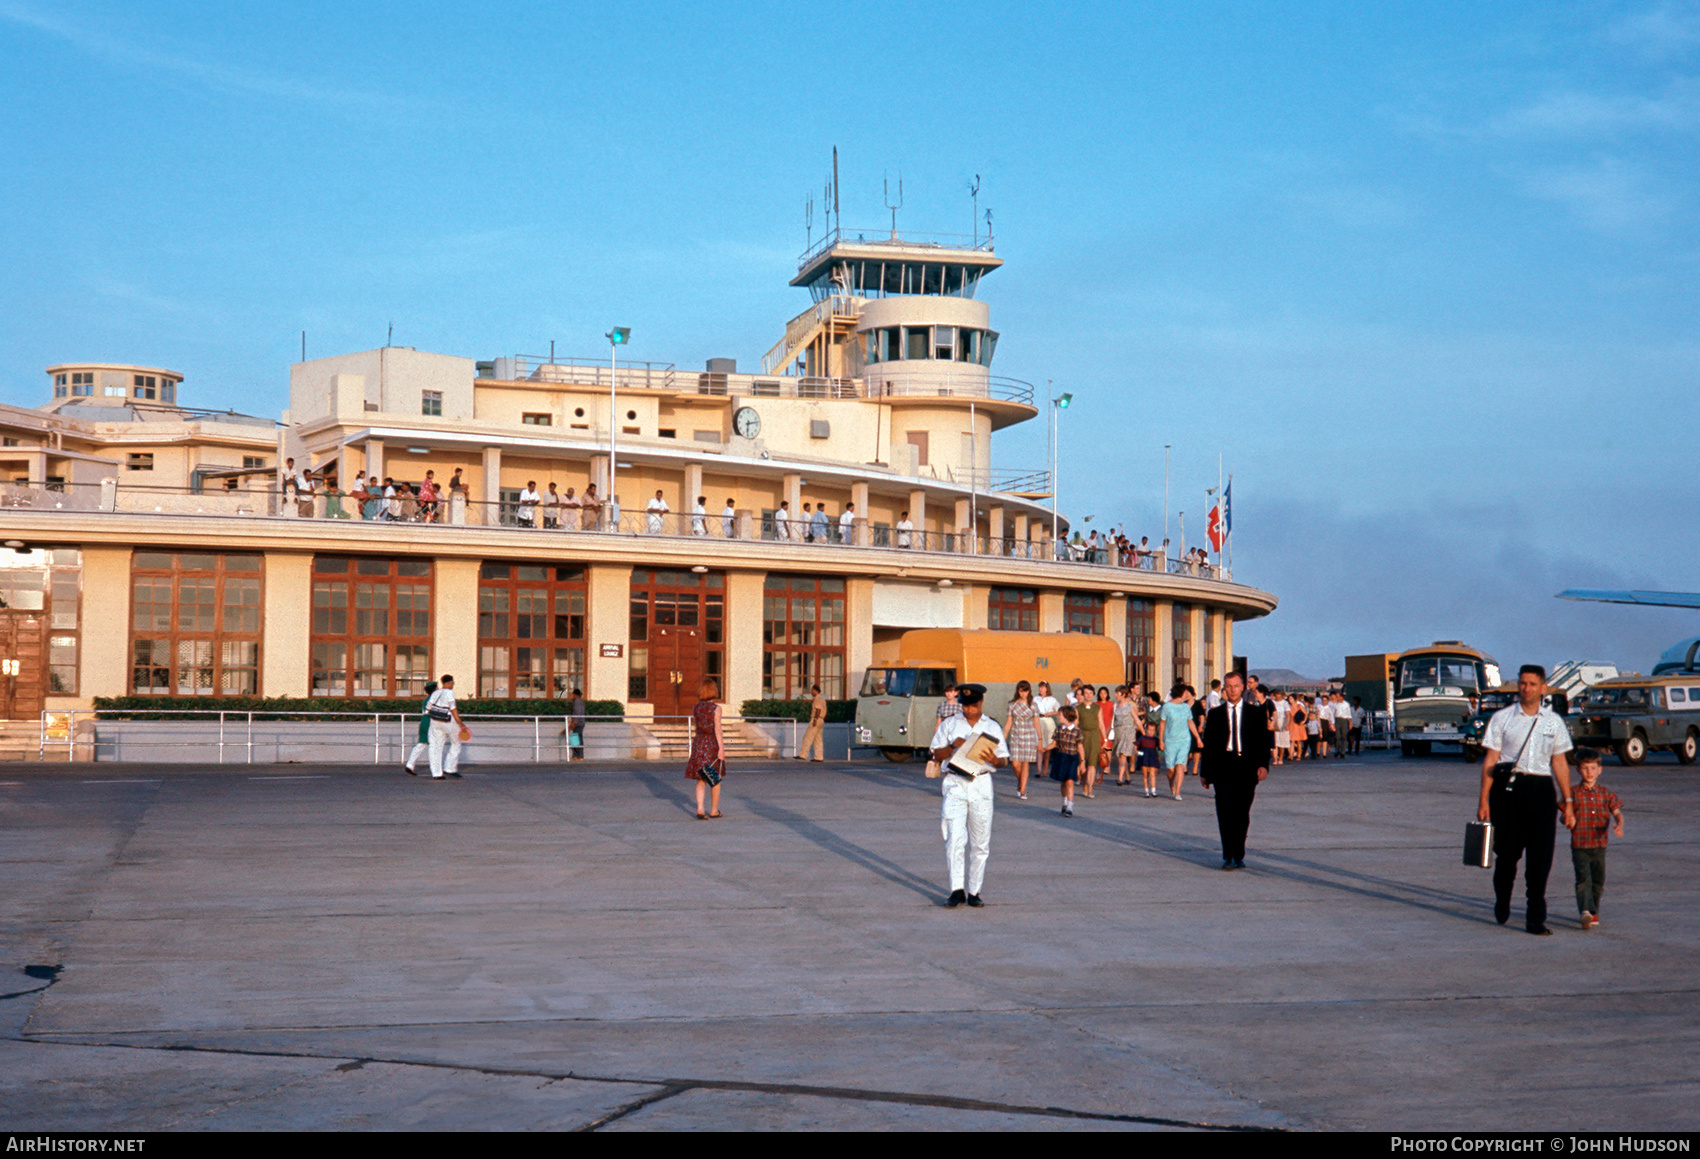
left=635, top=720, right=782, bottom=761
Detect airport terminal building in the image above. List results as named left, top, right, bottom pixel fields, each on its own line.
left=0, top=229, right=1276, bottom=723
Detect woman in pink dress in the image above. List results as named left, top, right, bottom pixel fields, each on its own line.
left=684, top=676, right=726, bottom=819
left=417, top=472, right=439, bottom=523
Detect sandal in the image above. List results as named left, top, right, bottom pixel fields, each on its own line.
left=708, top=812, right=723, bottom=819
left=696, top=812, right=707, bottom=820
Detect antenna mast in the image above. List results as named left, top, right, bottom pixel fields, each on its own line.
left=969, top=174, right=981, bottom=245
left=884, top=173, right=903, bottom=239
left=805, top=195, right=814, bottom=250
left=832, top=145, right=840, bottom=235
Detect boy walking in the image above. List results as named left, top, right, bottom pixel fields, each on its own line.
left=1570, top=748, right=1624, bottom=931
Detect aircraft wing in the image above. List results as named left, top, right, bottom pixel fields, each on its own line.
left=1557, top=589, right=1700, bottom=609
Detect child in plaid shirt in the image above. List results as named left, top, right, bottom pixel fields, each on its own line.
left=1569, top=748, right=1624, bottom=932
left=1051, top=706, right=1082, bottom=817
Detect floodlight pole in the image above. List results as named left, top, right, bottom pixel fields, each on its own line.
left=606, top=328, right=629, bottom=529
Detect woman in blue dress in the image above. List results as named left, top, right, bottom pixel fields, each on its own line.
left=1157, top=685, right=1197, bottom=802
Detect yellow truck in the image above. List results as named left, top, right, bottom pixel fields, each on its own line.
left=855, top=628, right=1126, bottom=761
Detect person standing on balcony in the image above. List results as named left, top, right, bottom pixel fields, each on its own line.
left=517, top=481, right=541, bottom=529
left=541, top=482, right=561, bottom=529
left=800, top=502, right=814, bottom=541
left=691, top=496, right=708, bottom=536
left=580, top=484, right=600, bottom=530
left=646, top=489, right=669, bottom=534
left=561, top=486, right=581, bottom=531
left=896, top=510, right=914, bottom=549
left=806, top=502, right=825, bottom=544
left=839, top=502, right=856, bottom=545
left=774, top=500, right=791, bottom=541
left=722, top=498, right=736, bottom=538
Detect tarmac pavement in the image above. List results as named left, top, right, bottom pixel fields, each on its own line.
left=1, top=751, right=1695, bottom=1131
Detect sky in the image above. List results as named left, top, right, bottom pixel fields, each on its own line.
left=2, top=0, right=1696, bottom=677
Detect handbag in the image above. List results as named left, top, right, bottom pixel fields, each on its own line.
left=1490, top=712, right=1540, bottom=789
left=699, top=758, right=724, bottom=787
left=924, top=758, right=942, bottom=779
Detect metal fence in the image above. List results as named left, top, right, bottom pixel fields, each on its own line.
left=38, top=709, right=814, bottom=765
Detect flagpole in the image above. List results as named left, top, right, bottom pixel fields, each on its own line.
left=1227, top=473, right=1233, bottom=574
left=1216, top=452, right=1223, bottom=566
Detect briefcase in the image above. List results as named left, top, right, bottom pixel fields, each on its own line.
left=1463, top=820, right=1494, bottom=868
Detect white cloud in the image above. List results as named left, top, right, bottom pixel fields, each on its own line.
left=1518, top=154, right=1677, bottom=231
left=0, top=1, right=407, bottom=112
left=1606, top=1, right=1700, bottom=59
left=1490, top=81, right=1700, bottom=137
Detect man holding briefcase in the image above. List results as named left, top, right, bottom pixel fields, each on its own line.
left=1477, top=665, right=1574, bottom=935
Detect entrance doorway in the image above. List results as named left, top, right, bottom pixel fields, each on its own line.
left=0, top=612, right=46, bottom=721
left=629, top=569, right=724, bottom=716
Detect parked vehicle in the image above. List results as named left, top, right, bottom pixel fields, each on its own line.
left=1461, top=684, right=1572, bottom=763
left=1392, top=641, right=1501, bottom=757
left=855, top=628, right=1123, bottom=761
left=1571, top=674, right=1700, bottom=766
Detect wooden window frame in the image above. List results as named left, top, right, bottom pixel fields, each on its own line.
left=309, top=556, right=432, bottom=698
left=761, top=574, right=847, bottom=700
left=987, top=586, right=1038, bottom=632
left=1126, top=598, right=1155, bottom=691
left=477, top=562, right=587, bottom=699
left=1064, top=592, right=1105, bottom=635
left=130, top=550, right=263, bottom=697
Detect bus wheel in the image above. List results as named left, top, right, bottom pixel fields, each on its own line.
left=880, top=747, right=914, bottom=763
left=1400, top=741, right=1415, bottom=757
left=1616, top=732, right=1648, bottom=766
left=1677, top=729, right=1698, bottom=766
left=1415, top=741, right=1433, bottom=757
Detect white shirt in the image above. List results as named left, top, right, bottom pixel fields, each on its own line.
left=1034, top=695, right=1060, bottom=717
left=517, top=487, right=540, bottom=521
left=1273, top=700, right=1290, bottom=730
left=895, top=518, right=913, bottom=547
left=775, top=508, right=790, bottom=540
left=646, top=496, right=668, bottom=532
left=1482, top=705, right=1573, bottom=776
left=927, top=714, right=1011, bottom=762
left=425, top=687, right=457, bottom=718
left=722, top=505, right=736, bottom=535
left=691, top=502, right=707, bottom=535
left=1333, top=700, right=1352, bottom=724
left=1205, top=690, right=1223, bottom=710
left=839, top=510, right=855, bottom=539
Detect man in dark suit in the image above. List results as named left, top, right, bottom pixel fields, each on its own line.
left=1200, top=671, right=1273, bottom=870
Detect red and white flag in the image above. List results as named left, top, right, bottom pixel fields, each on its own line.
left=1207, top=503, right=1224, bottom=552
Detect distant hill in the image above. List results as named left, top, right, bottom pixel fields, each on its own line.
left=1248, top=667, right=1331, bottom=690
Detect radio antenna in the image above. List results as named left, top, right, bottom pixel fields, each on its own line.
left=884, top=172, right=903, bottom=239
left=832, top=145, right=840, bottom=233
left=805, top=194, right=814, bottom=249
left=969, top=175, right=981, bottom=245
left=984, top=207, right=994, bottom=248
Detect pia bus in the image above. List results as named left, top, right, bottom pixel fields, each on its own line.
left=1392, top=641, right=1501, bottom=757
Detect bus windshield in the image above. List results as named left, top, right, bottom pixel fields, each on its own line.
left=858, top=668, right=955, bottom=697
left=1398, top=656, right=1482, bottom=696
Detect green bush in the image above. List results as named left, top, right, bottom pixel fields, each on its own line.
left=739, top=698, right=857, bottom=723
left=90, top=695, right=624, bottom=721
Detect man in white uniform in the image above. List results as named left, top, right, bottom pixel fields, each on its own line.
left=928, top=683, right=1009, bottom=908
left=516, top=481, right=541, bottom=528
left=896, top=510, right=913, bottom=549
left=691, top=495, right=708, bottom=536
left=1477, top=664, right=1574, bottom=935
left=646, top=489, right=669, bottom=533
left=425, top=674, right=465, bottom=780
left=838, top=502, right=856, bottom=545
left=774, top=500, right=791, bottom=542
left=721, top=498, right=736, bottom=538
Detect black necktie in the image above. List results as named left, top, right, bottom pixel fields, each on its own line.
left=1230, top=705, right=1239, bottom=755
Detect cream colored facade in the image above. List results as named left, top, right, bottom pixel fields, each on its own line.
left=0, top=230, right=1275, bottom=722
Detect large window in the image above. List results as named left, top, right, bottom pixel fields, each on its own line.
left=988, top=586, right=1038, bottom=631
left=0, top=546, right=80, bottom=702
left=1172, top=603, right=1192, bottom=688
left=477, top=563, right=586, bottom=698
left=1064, top=592, right=1104, bottom=635
left=310, top=556, right=431, bottom=697
left=762, top=575, right=846, bottom=699
left=1127, top=599, right=1155, bottom=691
left=131, top=551, right=261, bottom=696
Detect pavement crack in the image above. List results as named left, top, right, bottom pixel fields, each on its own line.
left=577, top=1082, right=694, bottom=1131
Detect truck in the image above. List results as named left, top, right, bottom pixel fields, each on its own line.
left=1392, top=641, right=1501, bottom=757
left=855, top=628, right=1125, bottom=761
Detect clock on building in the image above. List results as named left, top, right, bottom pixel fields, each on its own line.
left=733, top=406, right=761, bottom=439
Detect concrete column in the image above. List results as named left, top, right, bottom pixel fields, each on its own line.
left=783, top=473, right=802, bottom=514
left=1193, top=605, right=1208, bottom=686
left=724, top=570, right=765, bottom=708
left=1224, top=616, right=1236, bottom=676
left=434, top=559, right=479, bottom=691
left=481, top=446, right=502, bottom=527
left=1104, top=596, right=1128, bottom=674
left=850, top=481, right=870, bottom=546
left=78, top=547, right=131, bottom=700
left=987, top=505, right=1005, bottom=556
left=908, top=489, right=927, bottom=550
left=28, top=449, right=47, bottom=486
left=845, top=576, right=875, bottom=704
left=1012, top=513, right=1029, bottom=559
left=1039, top=590, right=1066, bottom=634
left=590, top=454, right=609, bottom=498
left=262, top=552, right=314, bottom=697
left=585, top=563, right=632, bottom=705
left=1153, top=599, right=1174, bottom=692
left=954, top=497, right=971, bottom=553
left=962, top=584, right=987, bottom=630
left=684, top=462, right=703, bottom=515
left=365, top=438, right=385, bottom=486
left=449, top=490, right=467, bottom=525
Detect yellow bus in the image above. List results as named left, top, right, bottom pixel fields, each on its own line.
left=855, top=629, right=1125, bottom=761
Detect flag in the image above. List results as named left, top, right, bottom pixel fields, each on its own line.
left=1207, top=503, right=1224, bottom=552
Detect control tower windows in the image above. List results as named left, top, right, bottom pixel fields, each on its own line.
left=933, top=326, right=956, bottom=361
left=862, top=327, right=998, bottom=367
left=904, top=327, right=930, bottom=361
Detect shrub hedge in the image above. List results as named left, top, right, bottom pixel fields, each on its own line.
left=739, top=698, right=857, bottom=723
left=90, top=696, right=625, bottom=721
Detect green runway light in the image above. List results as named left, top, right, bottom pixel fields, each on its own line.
left=608, top=327, right=630, bottom=345
left=1055, top=393, right=1072, bottom=408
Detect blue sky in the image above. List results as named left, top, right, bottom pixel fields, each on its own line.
left=3, top=0, right=1696, bottom=676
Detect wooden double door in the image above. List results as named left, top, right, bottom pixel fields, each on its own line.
left=631, top=570, right=724, bottom=717
left=0, top=611, right=46, bottom=721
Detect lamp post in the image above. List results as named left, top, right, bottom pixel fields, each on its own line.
left=1050, top=389, right=1072, bottom=559
left=606, top=327, right=629, bottom=528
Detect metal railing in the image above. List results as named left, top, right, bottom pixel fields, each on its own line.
left=501, top=355, right=678, bottom=393
left=866, top=370, right=1035, bottom=407
left=38, top=708, right=809, bottom=764
left=797, top=227, right=995, bottom=269
left=4, top=479, right=1234, bottom=582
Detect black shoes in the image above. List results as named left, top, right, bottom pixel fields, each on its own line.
left=403, top=765, right=416, bottom=776
left=966, top=894, right=984, bottom=908
left=1234, top=858, right=1246, bottom=869
left=1495, top=901, right=1511, bottom=926
left=947, top=890, right=966, bottom=907
left=1221, top=860, right=1237, bottom=871
left=1528, top=925, right=1552, bottom=936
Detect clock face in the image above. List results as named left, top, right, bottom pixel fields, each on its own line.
left=734, top=406, right=761, bottom=439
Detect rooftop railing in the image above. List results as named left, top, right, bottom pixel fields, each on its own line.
left=797, top=227, right=995, bottom=269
